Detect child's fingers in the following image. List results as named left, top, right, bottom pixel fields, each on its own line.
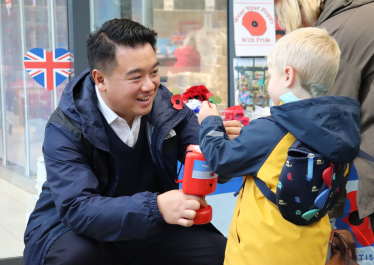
left=200, top=101, right=210, bottom=110
left=210, top=103, right=217, bottom=111
left=223, top=120, right=244, bottom=128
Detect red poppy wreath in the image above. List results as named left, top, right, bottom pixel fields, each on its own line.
left=170, top=85, right=222, bottom=111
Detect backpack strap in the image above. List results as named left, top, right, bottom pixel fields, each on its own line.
left=253, top=115, right=279, bottom=204
left=357, top=149, right=374, bottom=162
left=253, top=176, right=276, bottom=204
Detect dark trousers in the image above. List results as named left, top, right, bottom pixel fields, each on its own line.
left=252, top=93, right=259, bottom=110
left=370, top=213, right=374, bottom=235
left=45, top=223, right=226, bottom=265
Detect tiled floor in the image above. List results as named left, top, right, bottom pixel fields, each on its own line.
left=0, top=179, right=36, bottom=259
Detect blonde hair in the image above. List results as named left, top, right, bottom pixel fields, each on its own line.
left=267, top=27, right=340, bottom=97
left=276, top=0, right=322, bottom=33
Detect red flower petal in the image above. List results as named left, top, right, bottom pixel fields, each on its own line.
left=189, top=86, right=199, bottom=92
left=171, top=95, right=183, bottom=110
left=182, top=85, right=212, bottom=102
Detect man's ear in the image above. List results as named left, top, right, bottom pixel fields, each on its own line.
left=284, top=66, right=295, bottom=88
left=92, top=69, right=106, bottom=92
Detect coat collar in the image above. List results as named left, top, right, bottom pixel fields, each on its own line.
left=59, top=69, right=187, bottom=152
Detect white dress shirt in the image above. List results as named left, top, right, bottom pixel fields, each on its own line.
left=95, top=85, right=141, bottom=147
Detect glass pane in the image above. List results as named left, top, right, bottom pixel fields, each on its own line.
left=91, top=0, right=121, bottom=30
left=55, top=0, right=69, bottom=103
left=1, top=0, right=69, bottom=177
left=1, top=0, right=27, bottom=175
left=91, top=0, right=228, bottom=109
left=154, top=0, right=228, bottom=108
left=24, top=0, right=51, bottom=175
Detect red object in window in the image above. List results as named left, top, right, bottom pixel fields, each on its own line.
left=242, top=11, right=267, bottom=36
left=222, top=106, right=250, bottom=126
left=171, top=94, right=183, bottom=110
left=182, top=85, right=212, bottom=102
left=174, top=46, right=201, bottom=68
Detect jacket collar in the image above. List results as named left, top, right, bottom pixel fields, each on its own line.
left=59, top=69, right=185, bottom=152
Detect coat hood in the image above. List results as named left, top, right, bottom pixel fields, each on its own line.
left=316, top=0, right=374, bottom=26
left=271, top=96, right=361, bottom=162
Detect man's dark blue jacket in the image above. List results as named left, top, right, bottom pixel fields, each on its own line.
left=23, top=70, right=200, bottom=265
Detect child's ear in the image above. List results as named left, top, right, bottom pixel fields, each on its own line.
left=284, top=66, right=295, bottom=88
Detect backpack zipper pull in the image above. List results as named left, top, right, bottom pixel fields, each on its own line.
left=307, top=153, right=314, bottom=181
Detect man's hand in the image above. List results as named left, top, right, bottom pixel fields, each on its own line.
left=198, top=101, right=219, bottom=124
left=157, top=190, right=208, bottom=227
left=223, top=120, right=243, bottom=140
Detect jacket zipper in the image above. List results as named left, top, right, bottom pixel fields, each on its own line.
left=155, top=112, right=187, bottom=190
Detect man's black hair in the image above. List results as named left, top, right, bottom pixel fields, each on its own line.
left=86, top=18, right=157, bottom=77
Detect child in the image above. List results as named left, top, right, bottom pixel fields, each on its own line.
left=198, top=28, right=360, bottom=265
left=238, top=84, right=250, bottom=110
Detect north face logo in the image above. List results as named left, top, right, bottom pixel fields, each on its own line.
left=165, top=129, right=176, bottom=140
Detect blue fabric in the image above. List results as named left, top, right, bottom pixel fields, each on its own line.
left=45, top=223, right=226, bottom=265
left=199, top=96, right=361, bottom=184
left=199, top=115, right=288, bottom=178
left=253, top=176, right=276, bottom=203
left=103, top=116, right=164, bottom=197
left=24, top=69, right=201, bottom=265
left=271, top=96, right=361, bottom=162
left=279, top=92, right=301, bottom=104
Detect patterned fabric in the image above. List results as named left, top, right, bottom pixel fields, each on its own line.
left=276, top=138, right=350, bottom=225
left=238, top=91, right=250, bottom=105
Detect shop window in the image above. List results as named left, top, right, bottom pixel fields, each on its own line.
left=0, top=0, right=68, bottom=178
left=91, top=0, right=228, bottom=108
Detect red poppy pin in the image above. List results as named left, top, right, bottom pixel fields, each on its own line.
left=242, top=11, right=267, bottom=36
left=171, top=88, right=183, bottom=110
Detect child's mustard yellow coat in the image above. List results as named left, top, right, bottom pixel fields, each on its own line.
left=199, top=97, right=361, bottom=265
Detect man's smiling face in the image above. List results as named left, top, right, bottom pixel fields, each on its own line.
left=96, top=43, right=160, bottom=126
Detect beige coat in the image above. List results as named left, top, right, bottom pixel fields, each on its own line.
left=316, top=0, right=374, bottom=218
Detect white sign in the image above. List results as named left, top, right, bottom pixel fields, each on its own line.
left=205, top=0, right=215, bottom=12
left=233, top=0, right=276, bottom=56
left=164, top=0, right=174, bottom=11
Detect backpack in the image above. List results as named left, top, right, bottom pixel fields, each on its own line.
left=253, top=127, right=373, bottom=226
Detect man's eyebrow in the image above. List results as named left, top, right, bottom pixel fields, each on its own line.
left=126, top=61, right=160, bottom=76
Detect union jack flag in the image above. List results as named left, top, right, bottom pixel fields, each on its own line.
left=6, top=0, right=11, bottom=16
left=172, top=33, right=185, bottom=45
left=24, top=48, right=74, bottom=91
left=32, top=0, right=36, bottom=7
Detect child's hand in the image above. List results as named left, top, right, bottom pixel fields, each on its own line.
left=223, top=120, right=244, bottom=140
left=198, top=101, right=219, bottom=124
